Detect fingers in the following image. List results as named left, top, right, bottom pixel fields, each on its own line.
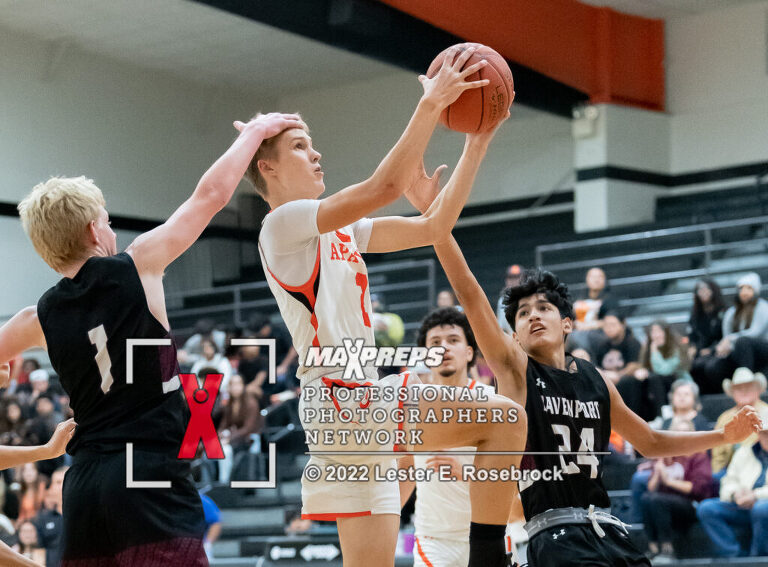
left=433, top=164, right=449, bottom=180
left=441, top=46, right=460, bottom=69
left=462, top=78, right=491, bottom=90
left=453, top=45, right=477, bottom=69
left=459, top=59, right=488, bottom=79
left=233, top=120, right=246, bottom=132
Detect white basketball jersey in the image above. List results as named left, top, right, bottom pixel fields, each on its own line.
left=258, top=200, right=376, bottom=384
left=413, top=381, right=495, bottom=540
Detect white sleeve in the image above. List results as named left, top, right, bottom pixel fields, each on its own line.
left=261, top=199, right=321, bottom=255
left=350, top=217, right=374, bottom=253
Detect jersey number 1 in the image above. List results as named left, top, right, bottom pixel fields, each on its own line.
left=88, top=325, right=114, bottom=394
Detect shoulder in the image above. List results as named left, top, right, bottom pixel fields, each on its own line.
left=265, top=199, right=319, bottom=226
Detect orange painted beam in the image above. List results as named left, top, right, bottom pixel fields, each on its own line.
left=376, top=0, right=665, bottom=111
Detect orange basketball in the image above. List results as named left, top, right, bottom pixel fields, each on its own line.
left=427, top=43, right=515, bottom=134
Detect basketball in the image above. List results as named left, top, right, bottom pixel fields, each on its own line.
left=427, top=42, right=515, bottom=134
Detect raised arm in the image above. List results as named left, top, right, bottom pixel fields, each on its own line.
left=0, top=541, right=42, bottom=567
left=126, top=113, right=304, bottom=275
left=0, top=419, right=75, bottom=470
left=608, top=375, right=761, bottom=457
left=434, top=236, right=528, bottom=402
left=316, top=46, right=490, bottom=234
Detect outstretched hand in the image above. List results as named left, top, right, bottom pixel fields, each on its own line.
left=405, top=162, right=447, bottom=214
left=722, top=405, right=762, bottom=444
left=233, top=112, right=304, bottom=140
left=419, top=46, right=489, bottom=110
left=45, top=418, right=76, bottom=459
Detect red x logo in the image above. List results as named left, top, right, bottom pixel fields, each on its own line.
left=178, top=373, right=224, bottom=459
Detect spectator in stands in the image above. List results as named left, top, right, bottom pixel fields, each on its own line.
left=33, top=466, right=66, bottom=567
left=618, top=321, right=691, bottom=421
left=570, top=267, right=619, bottom=356
left=13, top=360, right=40, bottom=392
left=711, top=367, right=768, bottom=480
left=688, top=277, right=725, bottom=363
left=694, top=273, right=768, bottom=393
left=11, top=520, right=45, bottom=565
left=22, top=370, right=50, bottom=409
left=641, top=418, right=713, bottom=561
left=218, top=374, right=263, bottom=483
left=236, top=337, right=269, bottom=402
left=178, top=318, right=227, bottom=367
left=199, top=491, right=222, bottom=560
left=248, top=312, right=298, bottom=385
left=629, top=379, right=712, bottom=523
left=191, top=338, right=234, bottom=396
left=14, top=463, right=45, bottom=527
left=436, top=289, right=459, bottom=309
left=594, top=312, right=641, bottom=384
left=0, top=400, right=28, bottom=448
left=496, top=264, right=522, bottom=333
left=697, top=410, right=768, bottom=558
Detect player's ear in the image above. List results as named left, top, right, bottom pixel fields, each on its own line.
left=562, top=317, right=573, bottom=334
left=86, top=220, right=99, bottom=246
left=465, top=344, right=474, bottom=363
left=257, top=158, right=276, bottom=178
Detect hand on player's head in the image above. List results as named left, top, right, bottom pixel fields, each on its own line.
left=722, top=405, right=762, bottom=444
left=46, top=418, right=77, bottom=458
left=419, top=45, right=490, bottom=109
left=233, top=113, right=305, bottom=140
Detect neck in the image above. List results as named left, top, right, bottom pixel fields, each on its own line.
left=430, top=369, right=470, bottom=387
left=588, top=288, right=602, bottom=299
left=531, top=348, right=567, bottom=371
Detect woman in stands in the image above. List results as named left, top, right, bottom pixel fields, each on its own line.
left=689, top=278, right=725, bottom=390
left=694, top=273, right=768, bottom=393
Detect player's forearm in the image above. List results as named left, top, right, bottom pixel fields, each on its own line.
left=641, top=429, right=726, bottom=458
left=0, top=541, right=40, bottom=567
left=369, top=97, right=442, bottom=196
left=194, top=127, right=268, bottom=210
left=434, top=236, right=489, bottom=310
left=0, top=444, right=55, bottom=470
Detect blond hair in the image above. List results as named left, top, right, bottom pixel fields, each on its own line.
left=243, top=113, right=308, bottom=199
left=18, top=176, right=106, bottom=272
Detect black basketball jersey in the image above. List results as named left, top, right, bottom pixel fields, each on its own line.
left=519, top=356, right=612, bottom=519
left=37, top=252, right=188, bottom=455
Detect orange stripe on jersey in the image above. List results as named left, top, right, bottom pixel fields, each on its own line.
left=264, top=242, right=322, bottom=347
left=415, top=537, right=435, bottom=567
left=393, top=371, right=411, bottom=453
left=468, top=379, right=476, bottom=390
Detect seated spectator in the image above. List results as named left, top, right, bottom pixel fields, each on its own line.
left=569, top=267, right=619, bottom=356
left=688, top=278, right=725, bottom=379
left=218, top=374, right=263, bottom=483
left=11, top=520, right=45, bottom=565
left=190, top=338, right=234, bottom=396
left=697, top=411, right=768, bottom=558
left=248, top=313, right=298, bottom=386
left=694, top=273, right=768, bottom=394
left=618, top=321, right=691, bottom=421
left=0, top=400, right=29, bottom=448
left=33, top=466, right=66, bottom=567
left=178, top=318, right=227, bottom=367
left=594, top=312, right=641, bottom=384
left=18, top=370, right=50, bottom=409
left=436, top=289, right=459, bottom=309
left=199, top=491, right=221, bottom=560
left=12, top=360, right=40, bottom=392
left=629, top=380, right=712, bottom=522
left=13, top=464, right=45, bottom=527
left=642, top=418, right=713, bottom=561
left=496, top=264, right=522, bottom=334
left=711, top=368, right=768, bottom=480
left=235, top=338, right=271, bottom=406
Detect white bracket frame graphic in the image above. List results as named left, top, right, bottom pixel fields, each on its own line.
left=124, top=337, right=278, bottom=489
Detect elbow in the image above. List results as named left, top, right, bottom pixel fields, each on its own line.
left=424, top=213, right=449, bottom=245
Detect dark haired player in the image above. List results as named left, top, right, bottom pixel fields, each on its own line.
left=387, top=164, right=765, bottom=566
left=0, top=112, right=304, bottom=565
left=399, top=307, right=496, bottom=567
left=429, top=237, right=761, bottom=565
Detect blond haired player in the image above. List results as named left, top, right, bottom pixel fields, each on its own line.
left=399, top=307, right=496, bottom=567
left=0, top=112, right=303, bottom=565
left=250, top=46, right=525, bottom=567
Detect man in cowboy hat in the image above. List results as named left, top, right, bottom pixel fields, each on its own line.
left=712, top=367, right=768, bottom=476
left=697, top=408, right=768, bottom=557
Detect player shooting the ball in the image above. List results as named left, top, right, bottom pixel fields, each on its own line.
left=248, top=45, right=522, bottom=567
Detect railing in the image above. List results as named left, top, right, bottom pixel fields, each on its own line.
left=166, top=259, right=437, bottom=338
left=536, top=214, right=768, bottom=294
